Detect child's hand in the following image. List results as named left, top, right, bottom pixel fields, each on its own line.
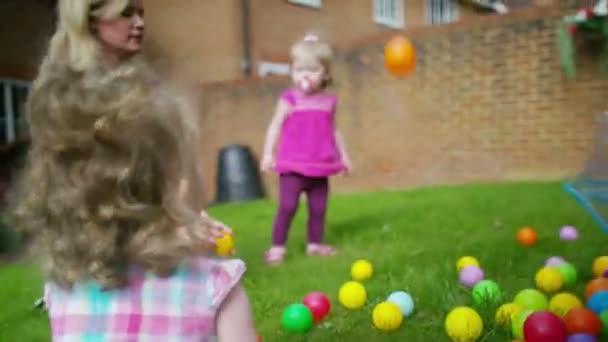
left=260, top=155, right=275, bottom=172
left=200, top=211, right=236, bottom=255
left=342, top=158, right=353, bottom=176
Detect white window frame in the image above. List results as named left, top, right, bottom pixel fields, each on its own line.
left=258, top=61, right=291, bottom=77
left=1, top=79, right=30, bottom=145
left=287, top=0, right=322, bottom=8
left=426, top=0, right=459, bottom=25
left=373, top=0, right=405, bottom=29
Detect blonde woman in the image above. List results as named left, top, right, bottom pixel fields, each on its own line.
left=15, top=0, right=257, bottom=340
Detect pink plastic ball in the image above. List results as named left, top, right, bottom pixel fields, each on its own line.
left=302, top=292, right=331, bottom=322
left=560, top=226, right=579, bottom=241
left=459, top=265, right=485, bottom=288
left=545, top=256, right=567, bottom=267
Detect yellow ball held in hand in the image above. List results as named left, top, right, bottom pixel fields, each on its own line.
left=445, top=306, right=483, bottom=342
left=456, top=256, right=480, bottom=272
left=372, top=302, right=403, bottom=332
left=549, top=292, right=583, bottom=317
left=495, top=302, right=524, bottom=328
left=215, top=233, right=234, bottom=256
left=351, top=259, right=373, bottom=281
left=535, top=267, right=564, bottom=293
left=338, top=281, right=367, bottom=310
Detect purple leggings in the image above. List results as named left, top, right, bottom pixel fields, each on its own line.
left=272, top=173, right=329, bottom=245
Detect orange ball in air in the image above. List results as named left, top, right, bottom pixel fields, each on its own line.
left=585, top=278, right=608, bottom=300
left=516, top=227, right=537, bottom=247
left=384, top=36, right=416, bottom=77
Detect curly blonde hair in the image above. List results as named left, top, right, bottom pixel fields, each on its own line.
left=14, top=0, right=212, bottom=290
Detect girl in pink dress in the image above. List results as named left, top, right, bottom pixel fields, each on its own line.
left=261, top=32, right=353, bottom=265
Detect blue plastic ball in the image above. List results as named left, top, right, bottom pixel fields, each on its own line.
left=567, top=333, right=598, bottom=342
left=587, top=290, right=608, bottom=314
left=387, top=291, right=414, bottom=317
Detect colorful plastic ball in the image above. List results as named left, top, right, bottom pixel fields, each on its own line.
left=549, top=292, right=583, bottom=317
left=604, top=269, right=608, bottom=278
left=514, top=289, right=549, bottom=311
left=523, top=311, right=568, bottom=342
left=302, top=292, right=331, bottom=322
left=535, top=267, right=564, bottom=293
left=372, top=302, right=403, bottom=332
left=593, top=257, right=608, bottom=278
left=567, top=334, right=598, bottom=342
left=560, top=225, right=579, bottom=240
left=545, top=256, right=567, bottom=267
left=555, top=263, right=578, bottom=286
left=281, top=303, right=313, bottom=333
left=512, top=309, right=534, bottom=339
left=585, top=278, right=608, bottom=299
left=384, top=36, right=416, bottom=77
left=472, top=279, right=502, bottom=306
left=598, top=311, right=608, bottom=334
left=387, top=291, right=415, bottom=317
left=495, top=302, right=524, bottom=327
left=215, top=233, right=234, bottom=256
left=459, top=265, right=485, bottom=288
left=338, top=281, right=366, bottom=309
left=351, top=259, right=373, bottom=281
left=445, top=307, right=483, bottom=342
left=456, top=256, right=480, bottom=272
left=516, top=226, right=537, bottom=247
left=587, top=291, right=608, bottom=315
left=564, top=307, right=602, bottom=336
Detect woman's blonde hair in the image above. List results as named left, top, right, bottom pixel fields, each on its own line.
left=290, top=31, right=334, bottom=88
left=14, top=0, right=212, bottom=290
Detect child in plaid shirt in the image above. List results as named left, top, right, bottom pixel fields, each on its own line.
left=14, top=0, right=257, bottom=341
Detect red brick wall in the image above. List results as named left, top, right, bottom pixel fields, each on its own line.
left=197, top=7, right=607, bottom=199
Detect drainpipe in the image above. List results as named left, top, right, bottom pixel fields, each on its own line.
left=240, top=0, right=252, bottom=76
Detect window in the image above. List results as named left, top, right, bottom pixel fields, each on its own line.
left=373, top=0, right=405, bottom=28
left=1, top=79, right=30, bottom=146
left=426, top=0, right=459, bottom=25
left=258, top=61, right=291, bottom=77
left=287, top=0, right=321, bottom=8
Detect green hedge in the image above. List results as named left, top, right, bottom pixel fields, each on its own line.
left=0, top=212, right=20, bottom=255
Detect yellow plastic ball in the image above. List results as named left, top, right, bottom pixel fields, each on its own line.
left=215, top=234, right=234, bottom=256
left=445, top=306, right=483, bottom=342
left=456, top=256, right=480, bottom=272
left=535, top=267, right=564, bottom=293
left=338, top=281, right=367, bottom=310
left=495, top=302, right=524, bottom=327
left=372, top=302, right=403, bottom=331
left=549, top=292, right=583, bottom=317
left=351, top=259, right=373, bottom=281
left=593, top=256, right=608, bottom=278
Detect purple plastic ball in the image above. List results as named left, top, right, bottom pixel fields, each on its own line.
left=604, top=269, right=608, bottom=278
left=459, top=265, right=484, bottom=288
left=545, top=256, right=567, bottom=267
left=567, top=333, right=598, bottom=342
left=560, top=225, right=579, bottom=241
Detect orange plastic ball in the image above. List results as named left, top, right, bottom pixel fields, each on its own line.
left=384, top=36, right=416, bottom=77
left=585, top=278, right=608, bottom=300
left=516, top=227, right=537, bottom=247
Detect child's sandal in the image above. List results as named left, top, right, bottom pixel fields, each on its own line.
left=264, top=247, right=286, bottom=265
left=306, top=244, right=337, bottom=257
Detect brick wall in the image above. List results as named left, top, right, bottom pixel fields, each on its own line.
left=197, top=6, right=608, bottom=200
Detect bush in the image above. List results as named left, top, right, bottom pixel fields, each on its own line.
left=0, top=212, right=20, bottom=255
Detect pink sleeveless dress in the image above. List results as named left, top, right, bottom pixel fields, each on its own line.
left=275, top=89, right=344, bottom=177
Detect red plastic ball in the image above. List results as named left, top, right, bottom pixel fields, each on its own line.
left=564, top=307, right=603, bottom=336
left=523, top=311, right=567, bottom=342
left=302, top=292, right=331, bottom=322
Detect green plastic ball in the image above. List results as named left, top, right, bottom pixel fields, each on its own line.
left=555, top=263, right=577, bottom=286
left=472, top=280, right=502, bottom=305
left=599, top=310, right=608, bottom=334
left=282, top=304, right=313, bottom=333
left=511, top=309, right=534, bottom=339
left=514, top=289, right=548, bottom=311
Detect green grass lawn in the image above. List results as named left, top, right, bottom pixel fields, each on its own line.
left=1, top=181, right=606, bottom=341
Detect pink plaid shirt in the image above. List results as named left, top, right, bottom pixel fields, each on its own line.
left=44, top=257, right=245, bottom=342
